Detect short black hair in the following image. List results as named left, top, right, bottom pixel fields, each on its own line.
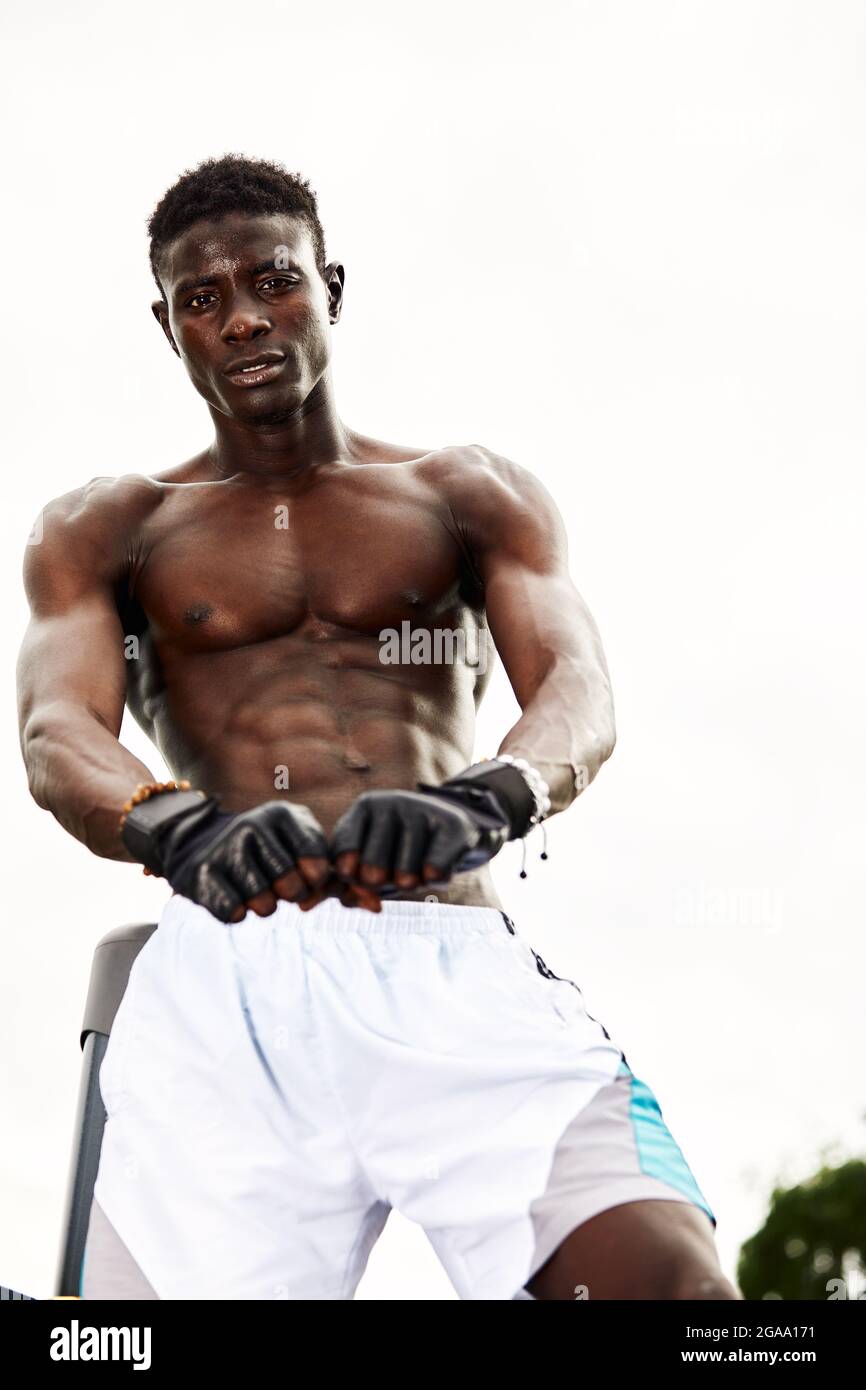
left=147, top=153, right=327, bottom=296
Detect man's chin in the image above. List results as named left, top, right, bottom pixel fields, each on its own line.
left=218, top=389, right=304, bottom=429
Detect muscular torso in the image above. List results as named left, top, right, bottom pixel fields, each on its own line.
left=117, top=436, right=503, bottom=908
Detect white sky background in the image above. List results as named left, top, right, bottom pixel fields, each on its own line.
left=1, top=1, right=864, bottom=1299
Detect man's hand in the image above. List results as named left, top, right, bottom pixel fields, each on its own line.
left=331, top=786, right=512, bottom=903
left=122, top=794, right=333, bottom=922
left=122, top=791, right=388, bottom=920
left=165, top=801, right=337, bottom=922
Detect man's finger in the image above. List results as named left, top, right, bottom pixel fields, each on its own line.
left=295, top=855, right=331, bottom=888
left=193, top=864, right=245, bottom=923
left=272, top=868, right=307, bottom=902
left=354, top=803, right=399, bottom=883
left=393, top=816, right=430, bottom=882
left=422, top=862, right=452, bottom=885
left=394, top=870, right=421, bottom=889
left=331, top=800, right=369, bottom=864
left=335, top=850, right=361, bottom=880
left=339, top=880, right=383, bottom=912
left=245, top=890, right=278, bottom=916
left=296, top=884, right=332, bottom=912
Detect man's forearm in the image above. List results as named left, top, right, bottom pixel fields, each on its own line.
left=497, top=654, right=616, bottom=816
left=21, top=704, right=157, bottom=859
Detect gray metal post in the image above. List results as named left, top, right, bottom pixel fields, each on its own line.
left=54, top=923, right=157, bottom=1298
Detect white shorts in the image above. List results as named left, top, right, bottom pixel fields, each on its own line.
left=87, top=895, right=715, bottom=1300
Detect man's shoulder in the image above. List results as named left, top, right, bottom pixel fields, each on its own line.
left=417, top=443, right=555, bottom=519
left=417, top=442, right=533, bottom=494
left=26, top=473, right=166, bottom=587
left=37, top=447, right=212, bottom=534
left=38, top=471, right=164, bottom=535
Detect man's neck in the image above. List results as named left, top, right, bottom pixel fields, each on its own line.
left=207, top=374, right=353, bottom=481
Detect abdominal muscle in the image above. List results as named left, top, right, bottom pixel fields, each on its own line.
left=148, top=676, right=505, bottom=911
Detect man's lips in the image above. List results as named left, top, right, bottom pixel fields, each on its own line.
left=222, top=352, right=286, bottom=387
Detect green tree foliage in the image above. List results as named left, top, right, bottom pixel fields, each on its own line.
left=738, top=1160, right=866, bottom=1300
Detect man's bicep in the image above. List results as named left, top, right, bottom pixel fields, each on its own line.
left=437, top=444, right=612, bottom=701
left=18, top=508, right=130, bottom=738
left=483, top=556, right=605, bottom=703
left=18, top=594, right=129, bottom=740
left=463, top=458, right=595, bottom=693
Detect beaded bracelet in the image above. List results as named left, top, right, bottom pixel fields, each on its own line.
left=119, top=780, right=192, bottom=874
left=118, top=779, right=193, bottom=828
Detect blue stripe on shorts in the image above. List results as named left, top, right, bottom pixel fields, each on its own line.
left=616, top=1059, right=716, bottom=1226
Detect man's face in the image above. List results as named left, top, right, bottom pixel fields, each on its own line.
left=154, top=212, right=342, bottom=425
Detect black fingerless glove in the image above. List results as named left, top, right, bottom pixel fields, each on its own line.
left=417, top=759, right=537, bottom=849
left=121, top=792, right=328, bottom=922
left=120, top=789, right=224, bottom=875
left=331, top=761, right=538, bottom=890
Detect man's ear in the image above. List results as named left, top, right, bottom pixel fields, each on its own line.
left=151, top=299, right=181, bottom=357
left=324, top=262, right=345, bottom=324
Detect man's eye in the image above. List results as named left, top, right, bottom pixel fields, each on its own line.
left=187, top=293, right=217, bottom=309
left=260, top=277, right=298, bottom=292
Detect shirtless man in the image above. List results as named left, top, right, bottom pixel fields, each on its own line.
left=17, top=155, right=738, bottom=1301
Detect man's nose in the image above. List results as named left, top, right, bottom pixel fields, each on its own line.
left=220, top=294, right=273, bottom=343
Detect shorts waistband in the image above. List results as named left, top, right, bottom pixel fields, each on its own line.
left=162, top=894, right=514, bottom=936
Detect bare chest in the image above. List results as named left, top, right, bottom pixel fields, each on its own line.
left=130, top=477, right=481, bottom=652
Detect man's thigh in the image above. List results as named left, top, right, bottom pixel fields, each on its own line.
left=526, top=1197, right=738, bottom=1300
left=516, top=1060, right=738, bottom=1300
left=81, top=1198, right=159, bottom=1300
